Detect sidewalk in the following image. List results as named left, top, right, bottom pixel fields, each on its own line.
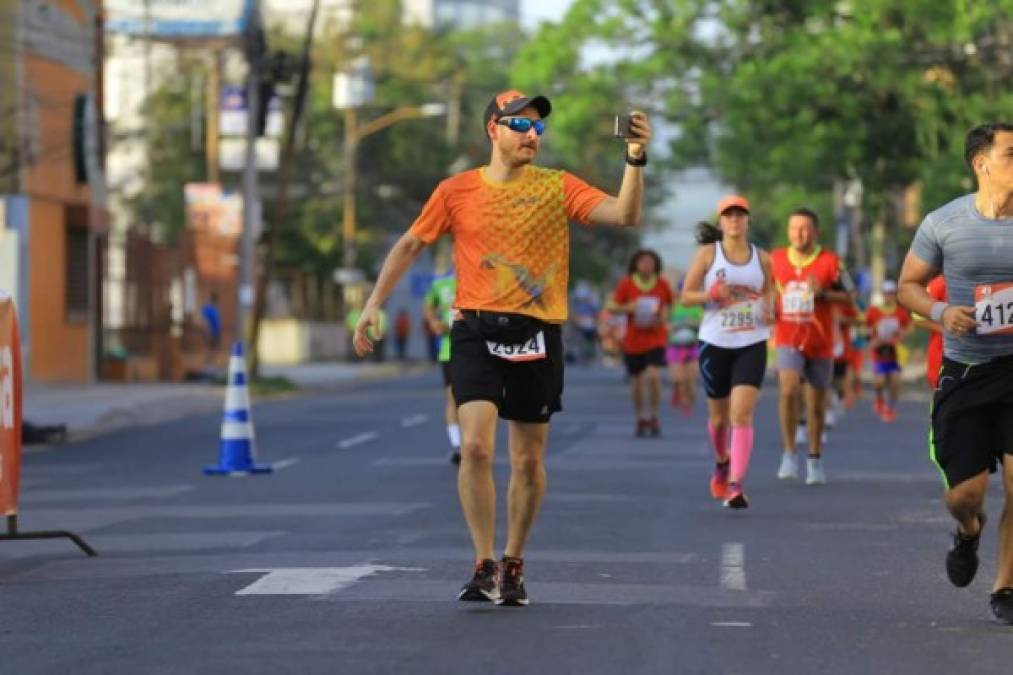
left=23, top=360, right=429, bottom=441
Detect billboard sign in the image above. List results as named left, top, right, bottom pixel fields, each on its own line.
left=105, top=0, right=252, bottom=38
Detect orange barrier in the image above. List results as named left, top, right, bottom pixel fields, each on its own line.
left=0, top=294, right=95, bottom=556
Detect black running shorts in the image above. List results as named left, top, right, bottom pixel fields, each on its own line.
left=449, top=315, right=563, bottom=424
left=699, top=340, right=768, bottom=399
left=623, top=346, right=667, bottom=376
left=931, top=354, right=1013, bottom=489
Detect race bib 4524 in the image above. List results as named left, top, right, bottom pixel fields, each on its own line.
left=486, top=331, right=547, bottom=362
left=975, top=283, right=1013, bottom=336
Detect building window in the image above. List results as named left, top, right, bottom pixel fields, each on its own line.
left=66, top=226, right=90, bottom=317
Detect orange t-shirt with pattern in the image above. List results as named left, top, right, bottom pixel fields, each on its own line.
left=408, top=166, right=608, bottom=323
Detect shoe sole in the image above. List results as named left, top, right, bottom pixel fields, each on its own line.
left=724, top=494, right=749, bottom=509
left=495, top=597, right=530, bottom=607
left=458, top=587, right=500, bottom=602
left=778, top=472, right=800, bottom=481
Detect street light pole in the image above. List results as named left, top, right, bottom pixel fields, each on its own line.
left=339, top=104, right=446, bottom=271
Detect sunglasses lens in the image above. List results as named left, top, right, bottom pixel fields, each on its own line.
left=505, top=118, right=544, bottom=135
left=508, top=118, right=532, bottom=132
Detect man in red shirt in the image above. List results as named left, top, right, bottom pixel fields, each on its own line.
left=772, top=208, right=852, bottom=485
left=913, top=275, right=947, bottom=391
left=609, top=249, right=675, bottom=436
left=866, top=280, right=912, bottom=421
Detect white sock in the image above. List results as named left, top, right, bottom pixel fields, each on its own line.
left=447, top=424, right=461, bottom=449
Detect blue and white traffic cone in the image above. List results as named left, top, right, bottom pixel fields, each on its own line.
left=204, top=342, right=272, bottom=476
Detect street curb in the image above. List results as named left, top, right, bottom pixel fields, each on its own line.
left=26, top=362, right=432, bottom=449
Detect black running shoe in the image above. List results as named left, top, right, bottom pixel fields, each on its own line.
left=497, top=556, right=529, bottom=606
left=458, top=559, right=500, bottom=602
left=449, top=450, right=461, bottom=465
left=946, top=513, right=986, bottom=588
left=990, top=588, right=1013, bottom=624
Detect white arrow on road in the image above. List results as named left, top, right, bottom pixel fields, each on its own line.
left=231, top=565, right=424, bottom=596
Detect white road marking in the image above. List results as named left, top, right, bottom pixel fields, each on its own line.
left=231, top=565, right=423, bottom=596
left=712, top=621, right=752, bottom=628
left=720, top=542, right=747, bottom=591
left=401, top=414, right=429, bottom=428
left=272, top=457, right=301, bottom=471
left=337, top=432, right=379, bottom=449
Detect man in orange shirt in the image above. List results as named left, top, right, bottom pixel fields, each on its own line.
left=608, top=249, right=674, bottom=437
left=772, top=208, right=852, bottom=485
left=353, top=90, right=652, bottom=606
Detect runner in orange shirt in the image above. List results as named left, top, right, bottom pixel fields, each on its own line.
left=772, top=208, right=853, bottom=485
left=912, top=275, right=947, bottom=390
left=353, top=90, right=652, bottom=606
left=608, top=249, right=674, bottom=437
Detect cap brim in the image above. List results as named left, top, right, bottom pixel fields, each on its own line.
left=500, top=95, right=551, bottom=119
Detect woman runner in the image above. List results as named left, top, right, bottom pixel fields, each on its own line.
left=681, top=196, right=774, bottom=508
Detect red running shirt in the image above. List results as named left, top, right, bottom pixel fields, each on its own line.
left=771, top=247, right=841, bottom=359
left=866, top=304, right=912, bottom=358
left=613, top=275, right=674, bottom=355
left=925, top=275, right=947, bottom=389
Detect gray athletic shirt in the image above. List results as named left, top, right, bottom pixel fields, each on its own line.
left=910, top=193, right=1013, bottom=365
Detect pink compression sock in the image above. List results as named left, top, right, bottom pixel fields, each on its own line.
left=730, top=426, right=754, bottom=484
left=708, top=422, right=729, bottom=463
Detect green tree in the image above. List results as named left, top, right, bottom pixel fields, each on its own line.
left=517, top=0, right=1013, bottom=277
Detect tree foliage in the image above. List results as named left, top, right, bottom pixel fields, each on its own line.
left=519, top=0, right=1013, bottom=264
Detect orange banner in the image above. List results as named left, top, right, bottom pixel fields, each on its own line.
left=0, top=294, right=22, bottom=516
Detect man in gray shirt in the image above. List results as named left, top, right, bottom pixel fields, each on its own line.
left=898, top=122, right=1013, bottom=624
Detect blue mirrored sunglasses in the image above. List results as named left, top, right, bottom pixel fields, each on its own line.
left=496, top=117, right=545, bottom=135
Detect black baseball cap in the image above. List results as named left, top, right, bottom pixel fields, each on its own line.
left=483, top=89, right=552, bottom=126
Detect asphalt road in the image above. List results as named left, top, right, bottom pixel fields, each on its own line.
left=2, top=365, right=1012, bottom=674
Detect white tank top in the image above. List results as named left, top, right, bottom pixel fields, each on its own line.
left=698, top=243, right=771, bottom=348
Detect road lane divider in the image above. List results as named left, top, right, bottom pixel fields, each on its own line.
left=720, top=542, right=747, bottom=591
left=337, top=432, right=379, bottom=449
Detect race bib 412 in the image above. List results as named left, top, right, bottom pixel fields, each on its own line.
left=975, top=283, right=1013, bottom=336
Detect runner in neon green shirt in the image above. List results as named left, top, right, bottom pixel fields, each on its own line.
left=423, top=273, right=460, bottom=464
left=666, top=296, right=703, bottom=416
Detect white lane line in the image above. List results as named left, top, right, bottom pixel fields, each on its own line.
left=272, top=457, right=301, bottom=471
left=231, top=565, right=424, bottom=596
left=337, top=432, right=379, bottom=449
left=712, top=622, right=752, bottom=628
left=401, top=414, right=429, bottom=428
left=720, top=542, right=747, bottom=591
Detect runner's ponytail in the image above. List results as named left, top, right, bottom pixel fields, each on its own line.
left=695, top=221, right=723, bottom=244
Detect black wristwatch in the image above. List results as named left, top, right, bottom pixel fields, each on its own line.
left=625, top=150, right=647, bottom=167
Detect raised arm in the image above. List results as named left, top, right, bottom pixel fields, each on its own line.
left=586, top=112, right=652, bottom=228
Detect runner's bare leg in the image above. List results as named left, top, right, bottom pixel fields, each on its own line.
left=503, top=421, right=550, bottom=559
left=995, top=459, right=1013, bottom=591
left=457, top=401, right=500, bottom=561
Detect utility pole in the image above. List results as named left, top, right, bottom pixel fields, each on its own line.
left=341, top=105, right=358, bottom=270
left=248, top=0, right=321, bottom=378
left=238, top=0, right=263, bottom=350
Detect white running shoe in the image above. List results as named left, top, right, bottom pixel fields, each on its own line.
left=806, top=456, right=827, bottom=485
left=825, top=408, right=836, bottom=429
left=778, top=452, right=801, bottom=480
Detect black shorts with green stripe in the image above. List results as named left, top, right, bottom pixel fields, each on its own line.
left=930, top=354, right=1013, bottom=489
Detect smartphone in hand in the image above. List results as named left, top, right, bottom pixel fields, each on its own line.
left=614, top=114, right=635, bottom=139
